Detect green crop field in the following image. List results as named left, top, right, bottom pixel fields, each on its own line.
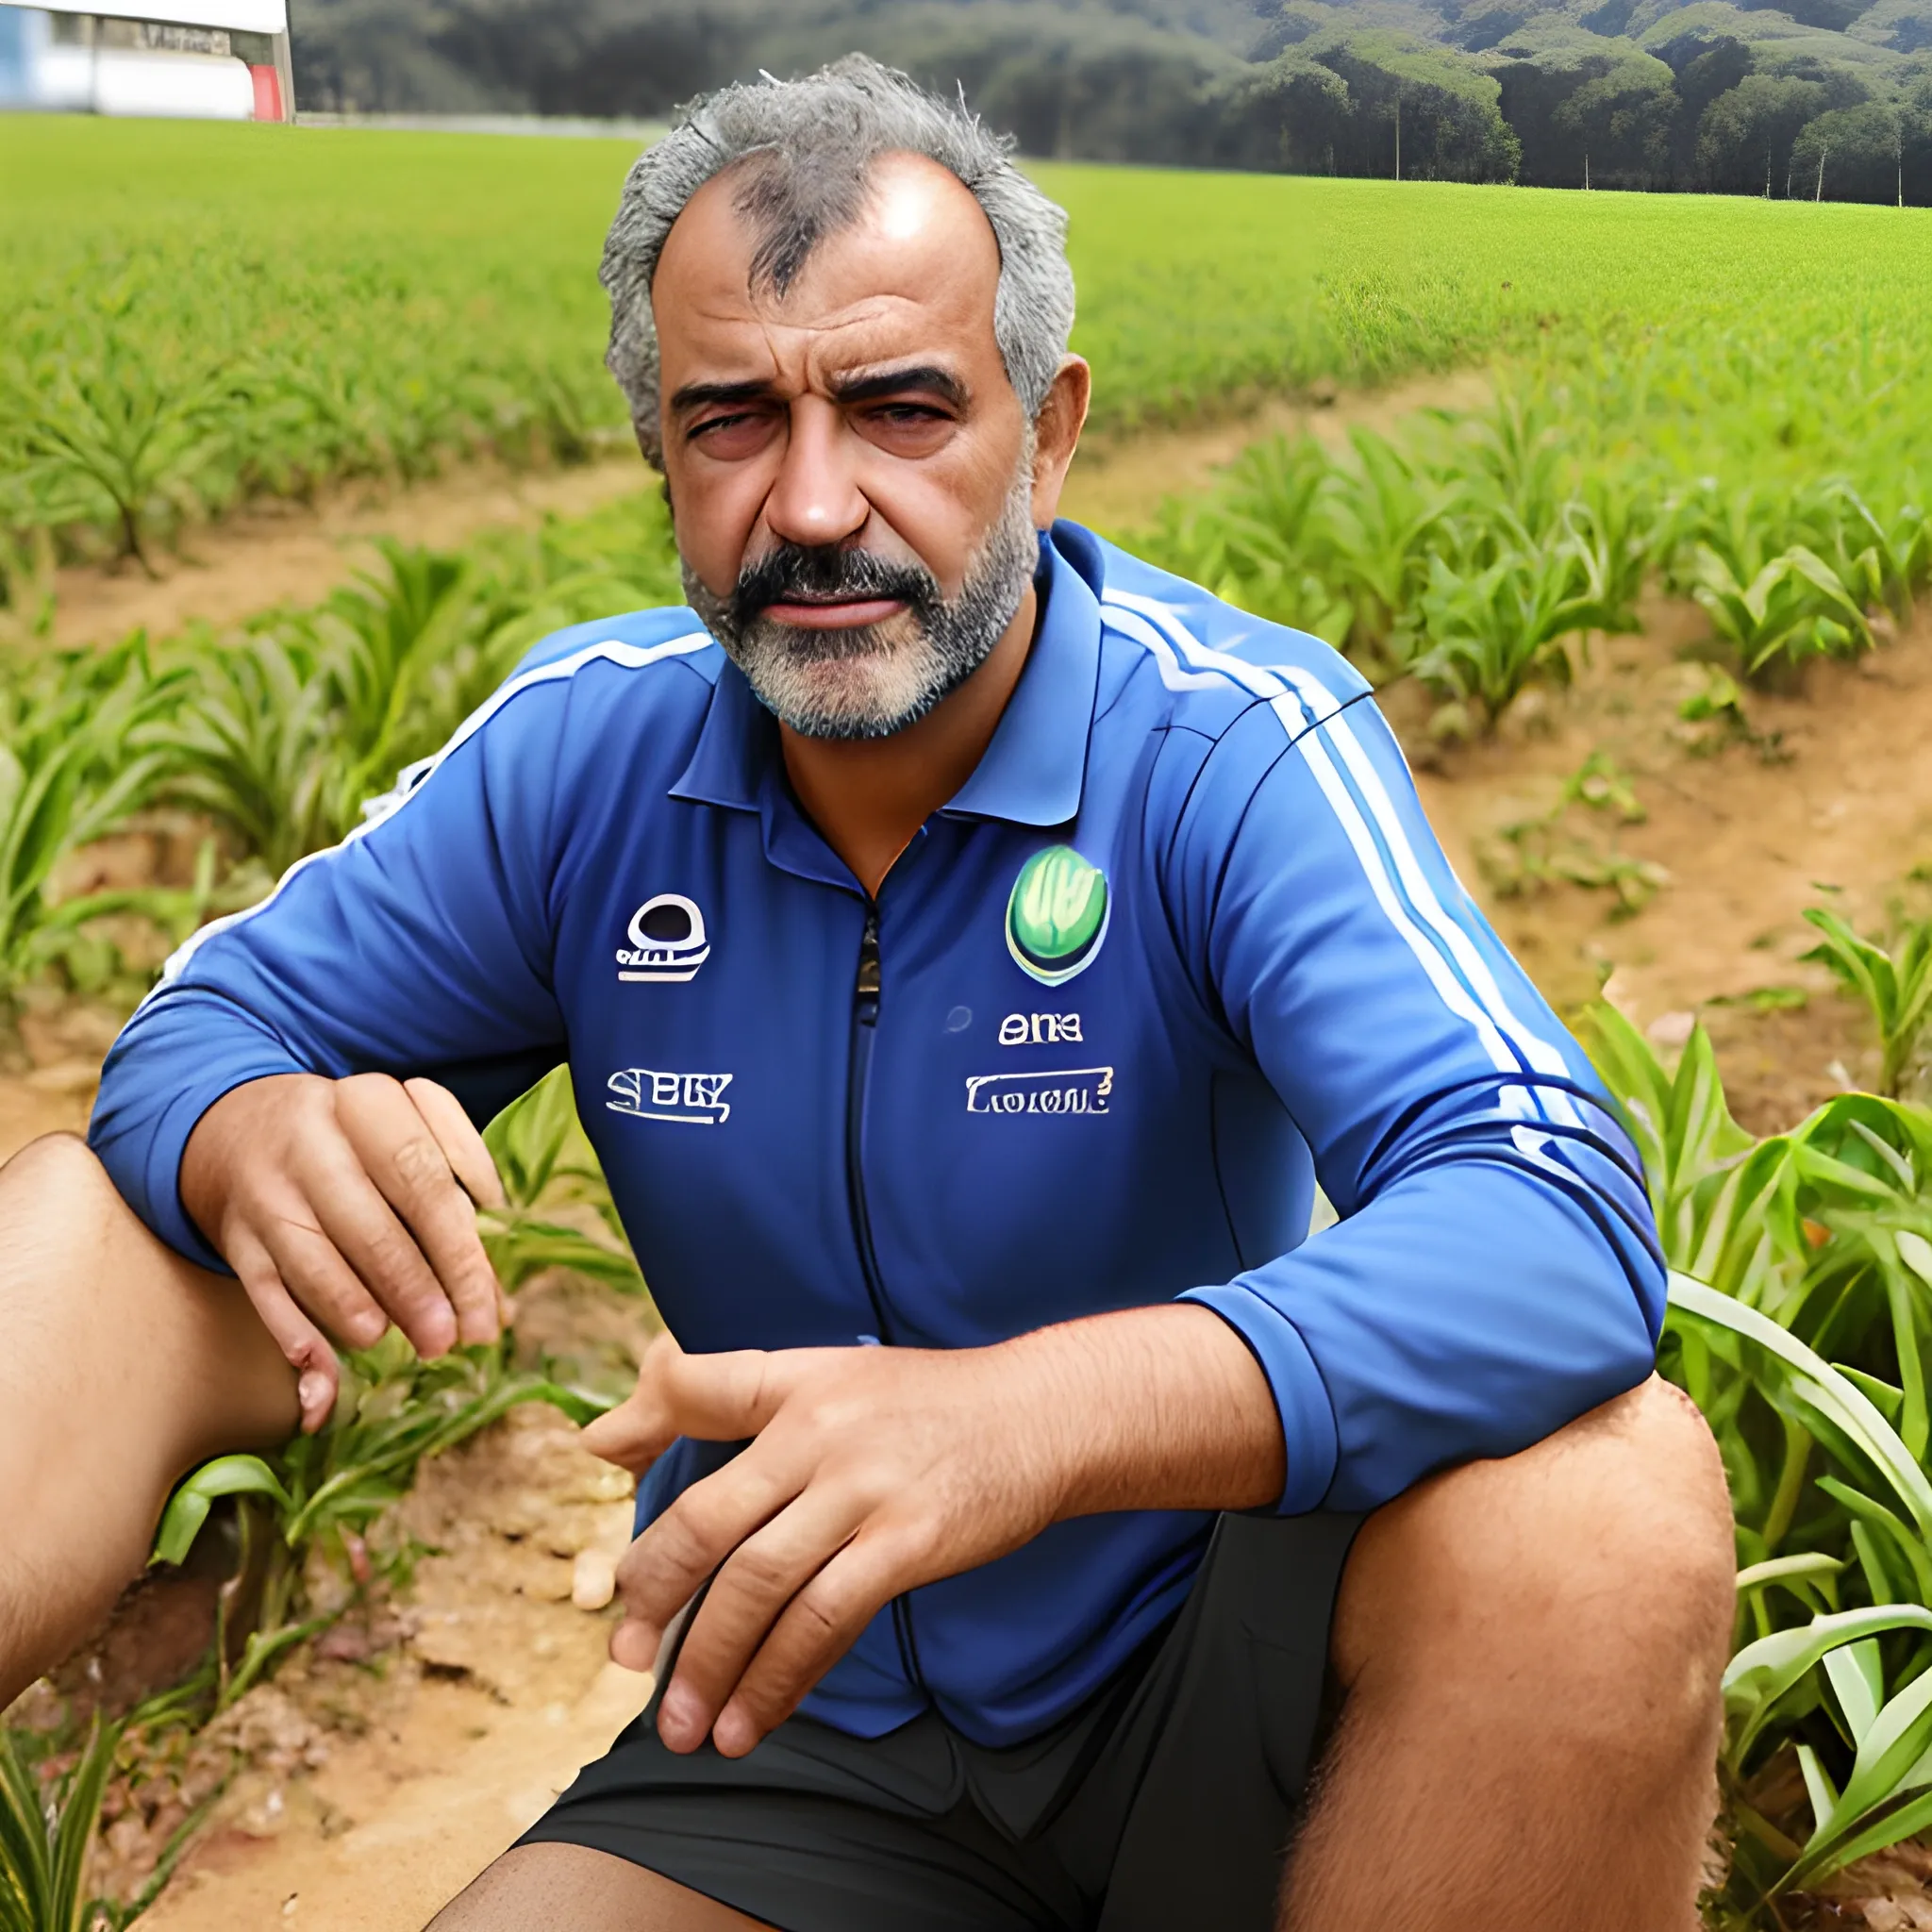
left=8, top=114, right=1930, bottom=579
left=11, top=118, right=1932, bottom=1926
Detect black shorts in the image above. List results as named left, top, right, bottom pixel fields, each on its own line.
left=520, top=1510, right=1363, bottom=1931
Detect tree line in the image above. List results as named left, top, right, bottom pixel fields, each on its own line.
left=289, top=0, right=1932, bottom=204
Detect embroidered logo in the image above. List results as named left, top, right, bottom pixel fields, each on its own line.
left=965, top=1068, right=1114, bottom=1117
left=617, top=893, right=710, bottom=983
left=1006, top=847, right=1108, bottom=988
left=607, top=1068, right=733, bottom=1125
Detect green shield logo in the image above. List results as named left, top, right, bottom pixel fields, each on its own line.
left=1007, top=846, right=1109, bottom=987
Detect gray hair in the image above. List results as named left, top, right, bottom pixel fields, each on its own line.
left=600, top=55, right=1076, bottom=467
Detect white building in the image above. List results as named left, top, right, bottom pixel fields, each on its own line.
left=0, top=2, right=294, bottom=120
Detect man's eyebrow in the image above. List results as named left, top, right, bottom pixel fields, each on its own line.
left=669, top=378, right=777, bottom=417
left=830, top=365, right=969, bottom=408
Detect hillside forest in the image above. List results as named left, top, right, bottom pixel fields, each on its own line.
left=287, top=0, right=1932, bottom=202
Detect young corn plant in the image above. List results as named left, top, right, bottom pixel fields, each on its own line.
left=151, top=513, right=684, bottom=883
left=0, top=639, right=194, bottom=1014
left=1141, top=435, right=1356, bottom=649
left=7, top=334, right=245, bottom=571
left=0, top=1717, right=123, bottom=1932
left=1808, top=484, right=1931, bottom=623
left=1587, top=1008, right=1932, bottom=1917
left=151, top=1328, right=615, bottom=1713
left=1688, top=543, right=1873, bottom=679
left=1802, top=906, right=1932, bottom=1100
left=1410, top=544, right=1619, bottom=730
left=1317, top=426, right=1465, bottom=681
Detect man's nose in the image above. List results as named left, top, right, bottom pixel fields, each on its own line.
left=763, top=398, right=868, bottom=551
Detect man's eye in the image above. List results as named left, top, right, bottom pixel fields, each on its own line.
left=691, top=413, right=754, bottom=439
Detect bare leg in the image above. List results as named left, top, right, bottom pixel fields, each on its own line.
left=1284, top=1374, right=1735, bottom=1932
left=0, top=1134, right=297, bottom=1707
left=427, top=1843, right=773, bottom=1930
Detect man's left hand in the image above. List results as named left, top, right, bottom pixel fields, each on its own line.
left=579, top=1307, right=1283, bottom=1758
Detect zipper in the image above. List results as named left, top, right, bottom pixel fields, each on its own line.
left=845, top=902, right=891, bottom=1342
left=844, top=900, right=930, bottom=1695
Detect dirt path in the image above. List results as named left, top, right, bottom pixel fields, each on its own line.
left=51, top=454, right=653, bottom=649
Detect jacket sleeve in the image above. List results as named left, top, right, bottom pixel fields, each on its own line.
left=1166, top=685, right=1664, bottom=1515
left=88, top=687, right=575, bottom=1274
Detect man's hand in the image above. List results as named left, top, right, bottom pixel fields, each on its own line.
left=581, top=1306, right=1284, bottom=1759
left=181, top=1073, right=508, bottom=1432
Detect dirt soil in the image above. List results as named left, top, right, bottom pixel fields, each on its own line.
left=133, top=1398, right=655, bottom=1931
left=9, top=378, right=1932, bottom=1925
left=51, top=453, right=654, bottom=649
left=1403, top=610, right=1932, bottom=1131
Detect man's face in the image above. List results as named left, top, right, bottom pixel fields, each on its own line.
left=650, top=153, right=1046, bottom=739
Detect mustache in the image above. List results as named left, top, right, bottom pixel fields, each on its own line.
left=732, top=543, right=939, bottom=633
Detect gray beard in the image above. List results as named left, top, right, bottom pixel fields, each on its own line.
left=682, top=466, right=1041, bottom=741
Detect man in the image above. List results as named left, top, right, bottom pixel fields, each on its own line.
left=1, top=57, right=1732, bottom=1932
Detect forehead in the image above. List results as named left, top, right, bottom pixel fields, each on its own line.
left=651, top=151, right=1006, bottom=383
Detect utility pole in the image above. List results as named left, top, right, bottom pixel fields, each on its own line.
left=1765, top=137, right=1772, bottom=197
left=1815, top=141, right=1829, bottom=202
left=1394, top=93, right=1401, bottom=180
left=1584, top=150, right=1591, bottom=190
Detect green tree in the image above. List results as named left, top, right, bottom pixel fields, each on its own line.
left=1696, top=72, right=1833, bottom=192
left=1549, top=49, right=1681, bottom=187
left=1791, top=100, right=1908, bottom=200
left=1494, top=41, right=1680, bottom=187
left=1309, top=27, right=1523, bottom=181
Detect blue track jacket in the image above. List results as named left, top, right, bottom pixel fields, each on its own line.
left=92, top=523, right=1663, bottom=1747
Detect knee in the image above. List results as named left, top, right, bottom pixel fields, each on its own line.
left=1337, top=1376, right=1735, bottom=1754
left=0, top=1133, right=128, bottom=1263
left=3, top=1130, right=119, bottom=1208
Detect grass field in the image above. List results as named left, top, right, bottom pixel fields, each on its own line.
left=12, top=119, right=1932, bottom=1927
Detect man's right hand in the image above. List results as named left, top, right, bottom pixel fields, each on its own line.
left=180, top=1073, right=508, bottom=1433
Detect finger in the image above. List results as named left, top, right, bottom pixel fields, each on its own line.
left=649, top=1338, right=843, bottom=1442
left=404, top=1077, right=506, bottom=1210
left=336, top=1075, right=501, bottom=1348
left=301, top=1139, right=459, bottom=1358
left=712, top=1529, right=917, bottom=1757
left=610, top=1445, right=810, bottom=1673
left=226, top=1225, right=342, bottom=1433
left=580, top=1333, right=696, bottom=1471
left=244, top=1182, right=392, bottom=1353
left=653, top=1487, right=865, bottom=1753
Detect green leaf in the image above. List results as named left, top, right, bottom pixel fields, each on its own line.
left=1668, top=1274, right=1932, bottom=1537
left=1824, top=1637, right=1885, bottom=1744
left=151, top=1453, right=291, bottom=1568
left=1723, top=1605, right=1932, bottom=1770
left=1790, top=1661, right=1932, bottom=1883
left=1735, top=1552, right=1845, bottom=1594
left=1786, top=1782, right=1932, bottom=1890
left=1795, top=1741, right=1840, bottom=1834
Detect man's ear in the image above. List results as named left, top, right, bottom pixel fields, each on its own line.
left=1028, top=356, right=1092, bottom=528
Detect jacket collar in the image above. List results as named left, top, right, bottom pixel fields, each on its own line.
left=669, top=522, right=1105, bottom=833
